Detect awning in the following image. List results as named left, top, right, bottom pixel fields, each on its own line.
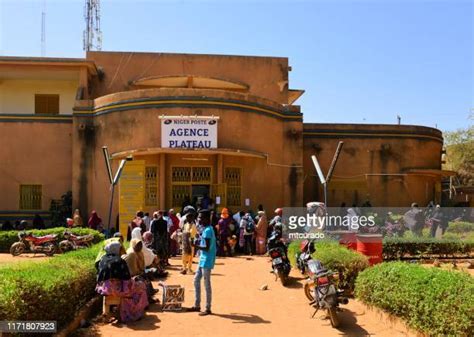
left=111, top=147, right=267, bottom=160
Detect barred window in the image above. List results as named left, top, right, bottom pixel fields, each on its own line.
left=145, top=166, right=158, bottom=206
left=224, top=167, right=242, bottom=207
left=19, top=185, right=42, bottom=210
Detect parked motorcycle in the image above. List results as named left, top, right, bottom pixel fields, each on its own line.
left=59, top=230, right=94, bottom=252
left=305, top=259, right=348, bottom=328
left=268, top=231, right=291, bottom=286
left=10, top=231, right=58, bottom=256
left=296, top=239, right=316, bottom=275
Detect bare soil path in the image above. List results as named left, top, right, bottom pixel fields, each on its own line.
left=0, top=253, right=49, bottom=265
left=83, top=255, right=418, bottom=337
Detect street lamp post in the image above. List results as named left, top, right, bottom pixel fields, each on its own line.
left=102, top=146, right=132, bottom=237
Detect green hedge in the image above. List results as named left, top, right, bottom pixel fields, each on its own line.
left=0, top=245, right=100, bottom=330
left=288, top=240, right=369, bottom=290
left=447, top=221, right=474, bottom=234
left=383, top=237, right=474, bottom=260
left=0, top=227, right=104, bottom=253
left=355, top=262, right=474, bottom=336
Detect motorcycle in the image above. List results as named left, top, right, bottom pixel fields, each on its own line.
left=305, top=259, right=348, bottom=328
left=296, top=239, right=316, bottom=275
left=59, top=230, right=94, bottom=252
left=10, top=231, right=58, bottom=256
left=268, top=232, right=291, bottom=286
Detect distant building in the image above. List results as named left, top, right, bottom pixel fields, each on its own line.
left=0, top=52, right=450, bottom=231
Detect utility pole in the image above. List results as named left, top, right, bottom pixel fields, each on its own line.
left=83, top=0, right=102, bottom=51
left=41, top=0, right=46, bottom=56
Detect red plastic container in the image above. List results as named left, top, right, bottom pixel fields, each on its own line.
left=356, top=234, right=383, bottom=265
left=339, top=231, right=357, bottom=250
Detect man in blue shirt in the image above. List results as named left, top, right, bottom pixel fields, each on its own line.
left=190, top=209, right=216, bottom=316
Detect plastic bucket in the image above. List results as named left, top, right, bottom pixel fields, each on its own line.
left=356, top=234, right=383, bottom=265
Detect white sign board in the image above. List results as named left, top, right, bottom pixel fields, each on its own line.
left=161, top=117, right=218, bottom=149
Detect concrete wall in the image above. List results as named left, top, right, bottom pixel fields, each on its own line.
left=86, top=51, right=290, bottom=105
left=302, top=123, right=444, bottom=207
left=0, top=79, right=77, bottom=114
left=0, top=121, right=73, bottom=211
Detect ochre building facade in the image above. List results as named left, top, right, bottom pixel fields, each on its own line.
left=0, top=52, right=446, bottom=229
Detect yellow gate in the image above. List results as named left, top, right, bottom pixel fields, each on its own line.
left=119, top=160, right=145, bottom=238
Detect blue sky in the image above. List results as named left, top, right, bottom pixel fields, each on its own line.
left=0, top=0, right=472, bottom=131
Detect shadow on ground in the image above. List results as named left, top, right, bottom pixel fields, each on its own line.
left=212, top=312, right=271, bottom=324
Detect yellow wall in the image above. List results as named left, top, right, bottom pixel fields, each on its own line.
left=0, top=79, right=78, bottom=114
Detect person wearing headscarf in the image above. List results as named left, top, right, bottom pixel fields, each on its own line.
left=217, top=208, right=232, bottom=257
left=122, top=239, right=157, bottom=303
left=95, top=232, right=127, bottom=270
left=129, top=227, right=157, bottom=268
left=73, top=209, right=83, bottom=227
left=96, top=241, right=148, bottom=323
left=97, top=242, right=131, bottom=283
left=123, top=239, right=145, bottom=277
left=168, top=209, right=180, bottom=257
left=255, top=211, right=268, bottom=255
left=150, top=211, right=169, bottom=267
left=88, top=210, right=103, bottom=231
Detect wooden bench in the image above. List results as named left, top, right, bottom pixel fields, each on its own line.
left=103, top=295, right=121, bottom=316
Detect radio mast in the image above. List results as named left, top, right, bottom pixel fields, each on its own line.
left=41, top=0, right=46, bottom=56
left=83, top=0, right=102, bottom=51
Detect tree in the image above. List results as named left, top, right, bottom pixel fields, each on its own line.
left=444, top=125, right=474, bottom=186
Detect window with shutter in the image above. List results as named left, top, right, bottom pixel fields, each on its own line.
left=35, top=94, right=60, bottom=114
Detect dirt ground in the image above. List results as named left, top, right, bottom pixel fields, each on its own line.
left=82, top=256, right=418, bottom=337
left=0, top=253, right=49, bottom=265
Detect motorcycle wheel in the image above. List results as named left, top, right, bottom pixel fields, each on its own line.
left=10, top=242, right=25, bottom=256
left=277, top=270, right=288, bottom=286
left=44, top=243, right=57, bottom=257
left=59, top=241, right=72, bottom=253
left=328, top=307, right=340, bottom=328
left=304, top=281, right=315, bottom=301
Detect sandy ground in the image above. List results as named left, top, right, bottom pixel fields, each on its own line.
left=422, top=261, right=474, bottom=276
left=82, top=256, right=417, bottom=337
left=0, top=253, right=49, bottom=265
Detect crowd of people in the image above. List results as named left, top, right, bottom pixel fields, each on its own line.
left=93, top=203, right=283, bottom=322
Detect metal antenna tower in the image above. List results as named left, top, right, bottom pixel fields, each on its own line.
left=41, top=0, right=46, bottom=56
left=83, top=0, right=102, bottom=51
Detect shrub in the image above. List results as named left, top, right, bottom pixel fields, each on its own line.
left=355, top=262, right=474, bottom=336
left=0, top=245, right=100, bottom=331
left=383, top=237, right=474, bottom=260
left=0, top=227, right=104, bottom=253
left=447, top=221, right=474, bottom=234
left=288, top=240, right=369, bottom=290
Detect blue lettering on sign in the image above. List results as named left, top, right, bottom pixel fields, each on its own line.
left=168, top=140, right=211, bottom=148
left=169, top=128, right=209, bottom=137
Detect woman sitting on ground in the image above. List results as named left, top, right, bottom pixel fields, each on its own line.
left=122, top=239, right=158, bottom=303
left=96, top=242, right=148, bottom=323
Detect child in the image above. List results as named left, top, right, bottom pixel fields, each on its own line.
left=181, top=210, right=197, bottom=274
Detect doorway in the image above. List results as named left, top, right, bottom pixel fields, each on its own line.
left=192, top=184, right=210, bottom=207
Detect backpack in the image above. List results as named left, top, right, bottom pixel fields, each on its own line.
left=245, top=219, right=255, bottom=233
